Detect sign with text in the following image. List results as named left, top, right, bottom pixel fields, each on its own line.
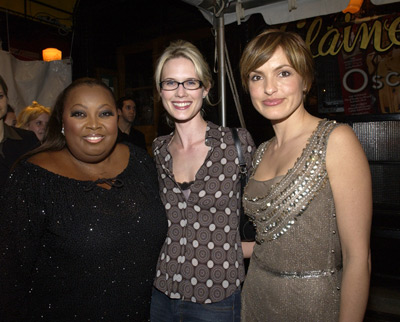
left=283, top=13, right=400, bottom=115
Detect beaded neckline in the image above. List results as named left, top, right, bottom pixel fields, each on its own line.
left=243, top=119, right=338, bottom=243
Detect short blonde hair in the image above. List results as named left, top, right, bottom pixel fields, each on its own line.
left=154, top=40, right=213, bottom=104
left=17, top=101, right=51, bottom=129
left=240, top=29, right=314, bottom=93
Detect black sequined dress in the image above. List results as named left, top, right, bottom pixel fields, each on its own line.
left=0, top=144, right=167, bottom=321
left=242, top=120, right=343, bottom=322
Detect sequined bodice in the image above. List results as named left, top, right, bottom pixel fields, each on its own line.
left=243, top=119, right=339, bottom=244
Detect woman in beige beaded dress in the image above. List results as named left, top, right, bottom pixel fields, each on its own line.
left=239, top=29, right=372, bottom=321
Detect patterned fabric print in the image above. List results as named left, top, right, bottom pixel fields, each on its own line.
left=152, top=122, right=255, bottom=304
left=243, top=119, right=340, bottom=243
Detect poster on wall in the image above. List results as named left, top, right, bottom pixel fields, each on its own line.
left=287, top=11, right=400, bottom=115
left=338, top=13, right=400, bottom=114
left=338, top=48, right=375, bottom=115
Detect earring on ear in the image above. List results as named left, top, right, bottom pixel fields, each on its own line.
left=61, top=126, right=65, bottom=135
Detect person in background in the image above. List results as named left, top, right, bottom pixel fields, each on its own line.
left=16, top=101, right=51, bottom=143
left=117, top=95, right=147, bottom=150
left=0, top=75, right=39, bottom=189
left=4, top=104, right=17, bottom=127
left=239, top=29, right=372, bottom=321
left=0, top=77, right=167, bottom=321
left=150, top=40, right=255, bottom=322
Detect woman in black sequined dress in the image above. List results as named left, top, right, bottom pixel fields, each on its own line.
left=0, top=78, right=167, bottom=321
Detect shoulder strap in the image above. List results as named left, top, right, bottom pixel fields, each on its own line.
left=230, top=128, right=247, bottom=182
left=231, top=128, right=256, bottom=242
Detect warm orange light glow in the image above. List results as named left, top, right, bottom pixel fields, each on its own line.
left=42, top=48, right=62, bottom=62
left=342, top=0, right=364, bottom=13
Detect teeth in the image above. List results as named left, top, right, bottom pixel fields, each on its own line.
left=174, top=102, right=190, bottom=107
left=85, top=136, right=103, bottom=142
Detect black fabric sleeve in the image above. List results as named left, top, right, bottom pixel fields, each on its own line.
left=0, top=163, right=47, bottom=320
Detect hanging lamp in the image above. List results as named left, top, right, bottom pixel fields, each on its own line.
left=42, top=48, right=62, bottom=62
left=343, top=0, right=364, bottom=13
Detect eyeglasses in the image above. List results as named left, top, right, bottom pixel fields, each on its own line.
left=159, top=79, right=203, bottom=91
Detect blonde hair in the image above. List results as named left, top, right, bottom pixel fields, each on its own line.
left=240, top=29, right=314, bottom=93
left=154, top=40, right=213, bottom=105
left=17, top=101, right=51, bottom=129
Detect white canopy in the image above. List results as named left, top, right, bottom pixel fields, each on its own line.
left=183, top=0, right=399, bottom=25
left=184, top=0, right=351, bottom=26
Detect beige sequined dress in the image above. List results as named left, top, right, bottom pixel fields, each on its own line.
left=242, top=120, right=342, bottom=322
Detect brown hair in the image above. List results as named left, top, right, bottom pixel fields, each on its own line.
left=240, top=29, right=314, bottom=93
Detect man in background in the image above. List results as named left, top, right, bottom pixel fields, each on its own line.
left=0, top=75, right=39, bottom=189
left=117, top=96, right=146, bottom=150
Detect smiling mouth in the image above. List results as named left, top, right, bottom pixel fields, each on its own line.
left=84, top=135, right=104, bottom=143
left=173, top=102, right=191, bottom=110
left=263, top=99, right=284, bottom=106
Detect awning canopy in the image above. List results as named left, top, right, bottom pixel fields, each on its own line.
left=183, top=0, right=354, bottom=26
left=183, top=0, right=400, bottom=26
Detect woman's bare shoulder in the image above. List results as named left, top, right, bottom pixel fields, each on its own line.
left=328, top=123, right=360, bottom=150
left=28, top=150, right=65, bottom=171
left=326, top=123, right=367, bottom=168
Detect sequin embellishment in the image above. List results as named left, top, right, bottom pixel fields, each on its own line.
left=243, top=119, right=338, bottom=243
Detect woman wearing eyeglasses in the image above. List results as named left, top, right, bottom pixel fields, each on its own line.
left=150, top=40, right=255, bottom=321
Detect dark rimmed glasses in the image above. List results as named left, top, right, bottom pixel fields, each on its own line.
left=159, top=79, right=203, bottom=91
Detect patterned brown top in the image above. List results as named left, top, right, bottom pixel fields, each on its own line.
left=152, top=122, right=255, bottom=303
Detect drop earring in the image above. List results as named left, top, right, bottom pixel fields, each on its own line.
left=61, top=126, right=65, bottom=135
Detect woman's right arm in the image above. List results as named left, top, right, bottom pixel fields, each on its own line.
left=0, top=164, right=45, bottom=320
left=242, top=241, right=255, bottom=258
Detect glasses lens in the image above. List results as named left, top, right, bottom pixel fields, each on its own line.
left=160, top=80, right=202, bottom=90
left=183, top=80, right=201, bottom=90
left=161, top=80, right=178, bottom=90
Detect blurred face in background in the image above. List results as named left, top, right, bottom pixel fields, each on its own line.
left=118, top=99, right=136, bottom=124
left=0, top=85, right=7, bottom=120
left=28, top=113, right=50, bottom=142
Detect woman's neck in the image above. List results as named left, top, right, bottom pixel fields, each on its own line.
left=172, top=117, right=207, bottom=149
left=271, top=110, right=318, bottom=147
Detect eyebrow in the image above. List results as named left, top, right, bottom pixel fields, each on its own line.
left=161, top=78, right=198, bottom=81
left=252, top=64, right=294, bottom=74
left=71, top=103, right=112, bottom=109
